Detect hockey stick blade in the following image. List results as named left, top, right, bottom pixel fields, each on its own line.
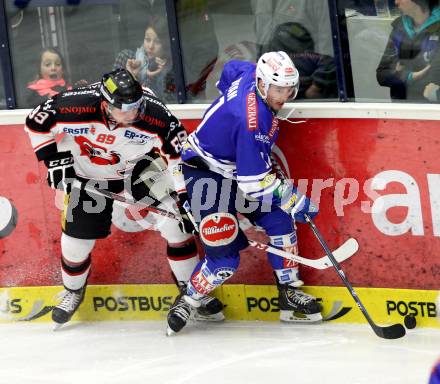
left=372, top=323, right=406, bottom=339
left=314, top=237, right=358, bottom=267
left=304, top=214, right=405, bottom=339
left=86, top=186, right=358, bottom=269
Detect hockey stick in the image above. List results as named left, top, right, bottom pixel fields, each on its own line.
left=84, top=185, right=358, bottom=270
left=84, top=184, right=178, bottom=219
left=269, top=153, right=405, bottom=338
left=247, top=237, right=358, bottom=269
left=304, top=214, right=406, bottom=339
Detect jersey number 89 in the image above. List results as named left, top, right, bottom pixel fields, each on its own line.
left=170, top=130, right=187, bottom=153
left=29, top=105, right=49, bottom=125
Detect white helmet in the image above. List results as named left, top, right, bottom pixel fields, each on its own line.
left=256, top=51, right=299, bottom=100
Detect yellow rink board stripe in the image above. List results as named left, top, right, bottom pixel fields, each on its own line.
left=0, top=285, right=438, bottom=328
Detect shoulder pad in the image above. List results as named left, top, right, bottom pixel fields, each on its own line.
left=142, top=93, right=172, bottom=117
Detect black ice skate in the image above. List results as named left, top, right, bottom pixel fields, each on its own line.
left=166, top=294, right=200, bottom=336
left=195, top=295, right=225, bottom=321
left=277, top=282, right=323, bottom=323
left=52, top=285, right=87, bottom=327
left=177, top=282, right=224, bottom=322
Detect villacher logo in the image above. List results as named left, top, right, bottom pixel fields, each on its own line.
left=202, top=224, right=236, bottom=235
left=200, top=213, right=239, bottom=246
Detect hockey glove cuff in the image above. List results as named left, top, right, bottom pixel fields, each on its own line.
left=276, top=182, right=319, bottom=223
left=176, top=192, right=197, bottom=234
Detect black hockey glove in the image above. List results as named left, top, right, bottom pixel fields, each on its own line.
left=129, top=167, right=149, bottom=203
left=43, top=151, right=76, bottom=193
left=176, top=192, right=197, bottom=234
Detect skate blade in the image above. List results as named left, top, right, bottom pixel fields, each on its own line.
left=192, top=311, right=225, bottom=322
left=280, top=311, right=323, bottom=323
left=53, top=323, right=65, bottom=331
left=166, top=326, right=177, bottom=337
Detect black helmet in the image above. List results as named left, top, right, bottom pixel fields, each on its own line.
left=100, top=68, right=143, bottom=111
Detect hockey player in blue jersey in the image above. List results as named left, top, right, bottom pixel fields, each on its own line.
left=167, top=51, right=321, bottom=334
left=430, top=359, right=440, bottom=384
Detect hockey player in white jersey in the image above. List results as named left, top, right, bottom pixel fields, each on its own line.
left=24, top=68, right=223, bottom=325
left=167, top=51, right=321, bottom=334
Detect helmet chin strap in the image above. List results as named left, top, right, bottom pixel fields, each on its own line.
left=277, top=106, right=306, bottom=125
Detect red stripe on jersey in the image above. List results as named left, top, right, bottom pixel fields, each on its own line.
left=168, top=238, right=195, bottom=247
left=34, top=138, right=56, bottom=151
left=54, top=120, right=105, bottom=126
left=61, top=264, right=90, bottom=276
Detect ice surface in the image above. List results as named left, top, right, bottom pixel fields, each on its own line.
left=0, top=321, right=438, bottom=384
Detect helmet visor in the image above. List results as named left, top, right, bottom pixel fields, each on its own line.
left=119, top=98, right=143, bottom=112
left=107, top=103, right=141, bottom=125
left=267, top=83, right=299, bottom=104
left=280, top=84, right=298, bottom=101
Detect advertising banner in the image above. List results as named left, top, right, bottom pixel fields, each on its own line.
left=0, top=117, right=439, bottom=291
left=0, top=284, right=438, bottom=329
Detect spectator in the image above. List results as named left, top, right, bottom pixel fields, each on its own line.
left=118, top=0, right=166, bottom=51
left=114, top=19, right=173, bottom=101
left=117, top=0, right=218, bottom=101
left=25, top=48, right=72, bottom=107
left=253, top=0, right=334, bottom=57
left=376, top=0, right=440, bottom=101
left=423, top=35, right=440, bottom=101
left=264, top=21, right=337, bottom=99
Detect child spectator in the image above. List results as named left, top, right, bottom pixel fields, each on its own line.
left=113, top=19, right=173, bottom=101
left=26, top=47, right=86, bottom=107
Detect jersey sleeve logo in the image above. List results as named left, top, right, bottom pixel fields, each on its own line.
left=74, top=136, right=121, bottom=165
left=246, top=92, right=258, bottom=131
left=268, top=117, right=279, bottom=138
left=140, top=114, right=166, bottom=128
left=59, top=106, right=97, bottom=114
